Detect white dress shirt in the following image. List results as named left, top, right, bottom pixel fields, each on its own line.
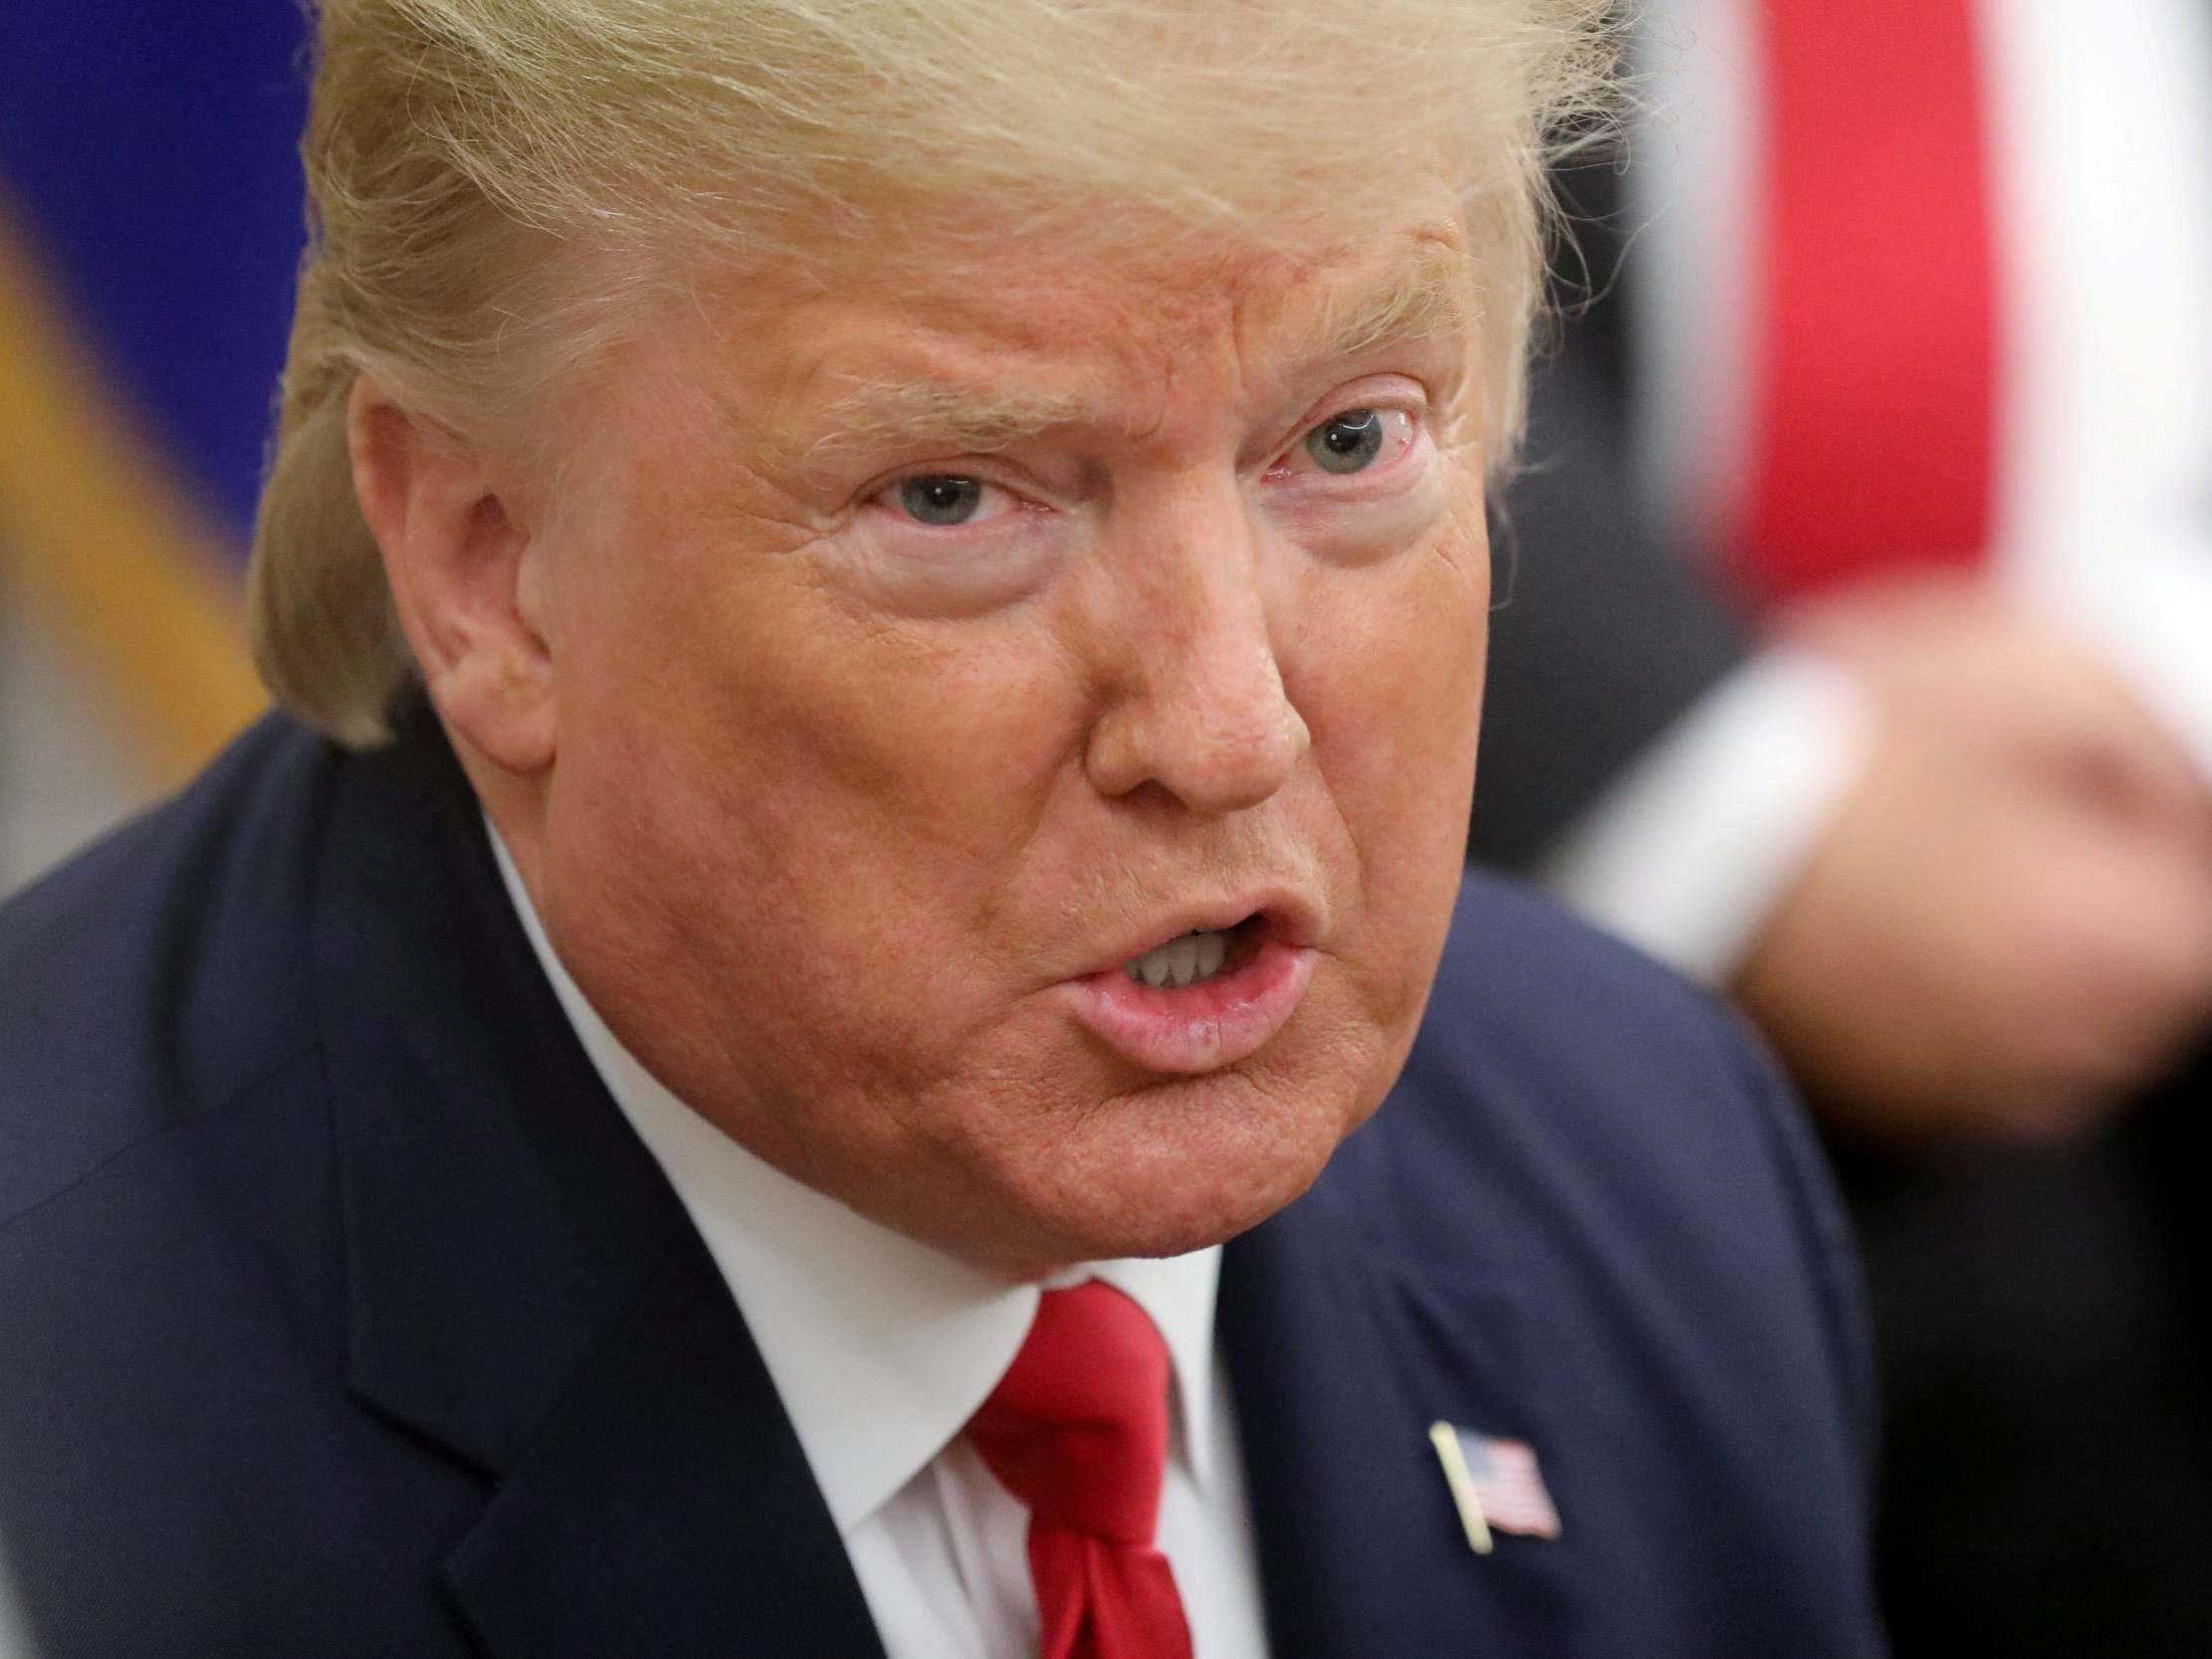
left=490, top=832, right=1273, bottom=1659
left=1548, top=0, right=2212, bottom=981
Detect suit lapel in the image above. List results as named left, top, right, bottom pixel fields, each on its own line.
left=442, top=1231, right=887, bottom=1659
left=313, top=708, right=884, bottom=1659
left=1220, top=1143, right=1589, bottom=1659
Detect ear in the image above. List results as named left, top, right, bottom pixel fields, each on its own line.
left=348, top=374, right=555, bottom=774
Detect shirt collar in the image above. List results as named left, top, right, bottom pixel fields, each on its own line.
left=488, top=825, right=1221, bottom=1534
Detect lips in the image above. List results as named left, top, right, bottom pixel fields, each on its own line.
left=1091, top=892, right=1325, bottom=973
left=1058, top=902, right=1319, bottom=1075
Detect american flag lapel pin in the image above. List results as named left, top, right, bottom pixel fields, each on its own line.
left=1429, top=1421, right=1562, bottom=1555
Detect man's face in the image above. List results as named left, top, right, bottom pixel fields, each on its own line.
left=525, top=212, right=1491, bottom=1277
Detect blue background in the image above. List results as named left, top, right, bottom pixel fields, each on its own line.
left=1, top=5, right=313, bottom=548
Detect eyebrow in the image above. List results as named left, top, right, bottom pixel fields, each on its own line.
left=793, top=236, right=1477, bottom=475
left=803, top=375, right=1094, bottom=471
left=1287, top=235, right=1480, bottom=366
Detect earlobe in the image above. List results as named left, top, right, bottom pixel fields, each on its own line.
left=347, top=376, right=556, bottom=774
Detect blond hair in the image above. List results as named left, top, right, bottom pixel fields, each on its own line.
left=252, top=0, right=1616, bottom=743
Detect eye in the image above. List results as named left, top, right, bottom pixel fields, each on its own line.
left=1303, top=408, right=1388, bottom=474
left=894, top=475, right=988, bottom=525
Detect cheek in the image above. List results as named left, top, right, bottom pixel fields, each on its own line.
left=1305, top=513, right=1489, bottom=824
left=557, top=516, right=1088, bottom=1035
left=1294, top=512, right=1487, bottom=1020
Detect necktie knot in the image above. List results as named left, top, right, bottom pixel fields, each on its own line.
left=967, top=1280, right=1173, bottom=1545
left=966, top=1280, right=1195, bottom=1659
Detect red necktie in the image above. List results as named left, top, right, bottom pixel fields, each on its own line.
left=1736, top=0, right=2002, bottom=606
left=966, top=1281, right=1196, bottom=1659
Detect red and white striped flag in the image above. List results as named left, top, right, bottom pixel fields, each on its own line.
left=1430, top=1422, right=1562, bottom=1552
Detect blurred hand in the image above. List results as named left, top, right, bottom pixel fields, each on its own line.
left=1732, top=576, right=2212, bottom=1144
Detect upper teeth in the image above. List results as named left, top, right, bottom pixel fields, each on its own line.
left=1126, top=929, right=1232, bottom=988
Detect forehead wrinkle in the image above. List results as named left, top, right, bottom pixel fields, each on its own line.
left=697, top=226, right=1477, bottom=490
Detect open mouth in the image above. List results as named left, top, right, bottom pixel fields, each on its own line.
left=1064, top=910, right=1315, bottom=1074
left=1121, top=916, right=1266, bottom=990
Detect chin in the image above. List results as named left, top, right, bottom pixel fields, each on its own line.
left=962, top=1057, right=1382, bottom=1278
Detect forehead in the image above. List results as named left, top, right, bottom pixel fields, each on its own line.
left=651, top=217, right=1479, bottom=465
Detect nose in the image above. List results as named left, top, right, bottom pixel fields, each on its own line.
left=1081, top=497, right=1311, bottom=814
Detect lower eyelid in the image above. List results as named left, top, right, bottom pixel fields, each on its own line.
left=867, top=498, right=1055, bottom=550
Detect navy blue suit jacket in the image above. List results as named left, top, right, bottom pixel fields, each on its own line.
left=0, top=710, right=1884, bottom=1656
